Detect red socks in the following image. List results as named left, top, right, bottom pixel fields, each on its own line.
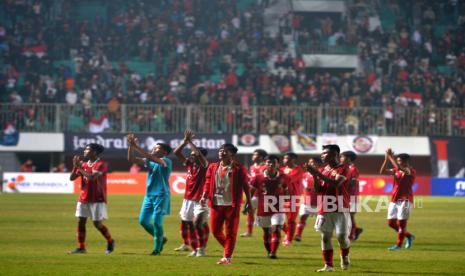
left=97, top=225, right=113, bottom=243
left=77, top=224, right=86, bottom=249
left=263, top=231, right=271, bottom=253
left=271, top=229, right=281, bottom=254
left=296, top=214, right=309, bottom=238
left=181, top=221, right=190, bottom=246
left=246, top=213, right=255, bottom=234
left=322, top=249, right=334, bottom=267
left=341, top=247, right=350, bottom=257
left=396, top=220, right=411, bottom=247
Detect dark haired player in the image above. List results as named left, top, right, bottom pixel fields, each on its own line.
left=250, top=155, right=289, bottom=259
left=380, top=148, right=416, bottom=250
left=127, top=134, right=172, bottom=256
left=306, top=144, right=351, bottom=272
left=69, top=143, right=114, bottom=254
left=241, top=149, right=267, bottom=237
left=173, top=129, right=210, bottom=257
left=280, top=152, right=305, bottom=246
left=340, top=151, right=363, bottom=241
left=200, top=143, right=253, bottom=265
left=295, top=157, right=322, bottom=242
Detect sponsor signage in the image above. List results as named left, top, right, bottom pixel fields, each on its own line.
left=431, top=178, right=465, bottom=196
left=3, top=173, right=74, bottom=193
left=358, top=175, right=431, bottom=196
left=346, top=135, right=377, bottom=154
left=72, top=172, right=188, bottom=195
left=65, top=133, right=231, bottom=156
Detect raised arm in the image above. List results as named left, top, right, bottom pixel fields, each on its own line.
left=186, top=130, right=208, bottom=168
left=127, top=134, right=145, bottom=167
left=173, top=130, right=190, bottom=164
left=70, top=155, right=82, bottom=181
left=380, top=148, right=395, bottom=175
left=129, top=134, right=167, bottom=167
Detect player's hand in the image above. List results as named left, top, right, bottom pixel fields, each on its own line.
left=127, top=133, right=135, bottom=144
left=73, top=155, right=81, bottom=168
left=199, top=196, right=207, bottom=207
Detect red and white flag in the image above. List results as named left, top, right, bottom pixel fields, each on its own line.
left=399, top=92, right=422, bottom=106
left=88, top=115, right=110, bottom=133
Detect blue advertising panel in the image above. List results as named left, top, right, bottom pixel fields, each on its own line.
left=431, top=178, right=465, bottom=196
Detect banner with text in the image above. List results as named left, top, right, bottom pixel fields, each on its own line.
left=65, top=133, right=231, bottom=156
left=3, top=173, right=74, bottom=193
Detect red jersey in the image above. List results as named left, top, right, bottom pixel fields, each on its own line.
left=76, top=160, right=107, bottom=203
left=251, top=172, right=289, bottom=216
left=249, top=163, right=266, bottom=178
left=249, top=163, right=266, bottom=197
left=302, top=172, right=318, bottom=206
left=184, top=159, right=207, bottom=201
left=347, top=164, right=360, bottom=196
left=280, top=166, right=305, bottom=196
left=317, top=164, right=350, bottom=214
left=391, top=167, right=416, bottom=203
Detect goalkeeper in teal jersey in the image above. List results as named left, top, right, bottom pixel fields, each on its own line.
left=127, top=134, right=172, bottom=255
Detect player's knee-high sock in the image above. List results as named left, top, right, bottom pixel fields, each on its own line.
left=246, top=212, right=255, bottom=234
left=203, top=224, right=210, bottom=245
left=153, top=215, right=164, bottom=252
left=322, top=249, right=334, bottom=267
left=321, top=231, right=333, bottom=266
left=271, top=228, right=281, bottom=254
left=262, top=229, right=271, bottom=253
left=188, top=222, right=198, bottom=250
left=296, top=214, right=309, bottom=238
left=139, top=213, right=154, bottom=237
left=396, top=220, right=411, bottom=246
left=77, top=222, right=86, bottom=249
left=388, top=219, right=397, bottom=232
left=398, top=220, right=411, bottom=237
left=180, top=221, right=190, bottom=245
left=287, top=215, right=297, bottom=241
left=97, top=224, right=113, bottom=243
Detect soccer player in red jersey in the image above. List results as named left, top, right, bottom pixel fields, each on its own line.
left=306, top=144, right=351, bottom=272
left=69, top=143, right=114, bottom=254
left=379, top=148, right=416, bottom=250
left=200, top=143, right=253, bottom=265
left=295, top=157, right=322, bottom=242
left=340, top=151, right=363, bottom=241
left=279, top=152, right=305, bottom=246
left=250, top=155, right=289, bottom=259
left=240, top=149, right=267, bottom=238
left=173, top=130, right=210, bottom=257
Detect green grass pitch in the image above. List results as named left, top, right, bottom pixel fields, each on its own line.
left=1, top=194, right=464, bottom=275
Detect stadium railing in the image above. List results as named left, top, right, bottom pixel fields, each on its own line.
left=0, top=104, right=463, bottom=136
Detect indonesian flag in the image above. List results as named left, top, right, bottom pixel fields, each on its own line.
left=89, top=115, right=110, bottom=133
left=22, top=44, right=47, bottom=58
left=399, top=92, right=422, bottom=106
left=384, top=106, right=394, bottom=119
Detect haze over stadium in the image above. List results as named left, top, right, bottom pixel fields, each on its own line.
left=0, top=0, right=465, bottom=275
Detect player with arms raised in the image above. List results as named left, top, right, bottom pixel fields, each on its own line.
left=69, top=143, right=114, bottom=254
left=379, top=148, right=416, bottom=250
left=173, top=129, right=210, bottom=257
left=305, top=144, right=351, bottom=272
left=127, top=134, right=172, bottom=256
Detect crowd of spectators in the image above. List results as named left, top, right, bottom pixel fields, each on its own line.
left=0, top=0, right=464, bottom=135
